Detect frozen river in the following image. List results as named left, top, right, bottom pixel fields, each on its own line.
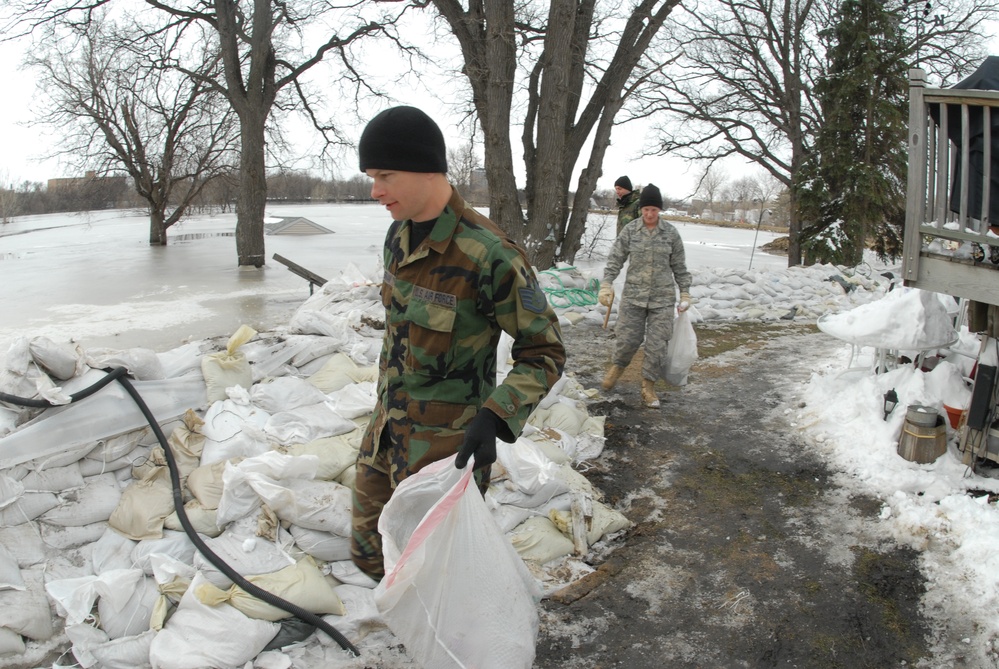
left=0, top=203, right=788, bottom=354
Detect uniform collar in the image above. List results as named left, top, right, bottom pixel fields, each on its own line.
left=402, top=186, right=465, bottom=261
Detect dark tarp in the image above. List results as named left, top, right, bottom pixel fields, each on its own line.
left=929, top=56, right=999, bottom=223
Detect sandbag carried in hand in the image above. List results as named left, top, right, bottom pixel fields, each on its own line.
left=374, top=454, right=542, bottom=669
left=666, top=310, right=698, bottom=386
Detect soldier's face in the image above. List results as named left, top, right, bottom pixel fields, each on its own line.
left=367, top=169, right=436, bottom=221
left=614, top=186, right=629, bottom=198
left=641, top=206, right=660, bottom=227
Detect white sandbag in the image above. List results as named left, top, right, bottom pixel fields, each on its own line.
left=497, top=437, right=562, bottom=495
left=288, top=525, right=353, bottom=562
left=194, top=555, right=345, bottom=621
left=92, top=527, right=138, bottom=574
left=487, top=474, right=569, bottom=508
left=0, top=491, right=59, bottom=527
left=325, top=381, right=377, bottom=420
left=0, top=373, right=207, bottom=470
left=263, top=402, right=357, bottom=445
left=192, top=517, right=295, bottom=589
left=250, top=376, right=329, bottom=414
left=250, top=477, right=353, bottom=536
left=200, top=393, right=270, bottom=443
left=665, top=309, right=698, bottom=386
left=40, top=472, right=122, bottom=527
left=131, top=530, right=200, bottom=576
left=0, top=567, right=54, bottom=640
left=325, top=560, right=379, bottom=589
left=0, top=407, right=16, bottom=439
left=305, top=353, right=378, bottom=393
left=536, top=373, right=570, bottom=410
left=80, top=444, right=152, bottom=477
left=289, top=334, right=342, bottom=368
left=85, top=427, right=151, bottom=463
left=0, top=543, right=24, bottom=591
left=19, top=462, right=84, bottom=493
left=69, top=626, right=155, bottom=669
left=46, top=568, right=144, bottom=626
left=28, top=335, right=83, bottom=380
left=527, top=400, right=589, bottom=436
left=336, top=463, right=357, bottom=489
left=0, top=625, right=25, bottom=656
left=200, top=324, right=257, bottom=403
left=550, top=499, right=632, bottom=546
left=39, top=520, right=108, bottom=550
left=0, top=473, right=24, bottom=509
left=98, top=574, right=160, bottom=639
left=0, top=524, right=46, bottom=567
left=522, top=427, right=575, bottom=464
left=148, top=572, right=279, bottom=669
left=215, top=451, right=320, bottom=527
left=87, top=347, right=165, bottom=380
left=280, top=431, right=360, bottom=481
left=201, top=423, right=272, bottom=466
left=507, top=516, right=576, bottom=565
left=375, top=456, right=541, bottom=669
left=326, top=584, right=387, bottom=643
left=243, top=337, right=314, bottom=383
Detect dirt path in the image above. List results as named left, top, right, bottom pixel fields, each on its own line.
left=534, top=320, right=930, bottom=668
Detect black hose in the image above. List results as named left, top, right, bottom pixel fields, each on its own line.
left=2, top=367, right=360, bottom=656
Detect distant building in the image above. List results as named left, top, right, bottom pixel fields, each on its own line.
left=264, top=217, right=333, bottom=235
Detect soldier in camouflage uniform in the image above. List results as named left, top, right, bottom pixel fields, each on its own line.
left=599, top=183, right=691, bottom=408
left=351, top=106, right=566, bottom=580
left=615, top=175, right=642, bottom=236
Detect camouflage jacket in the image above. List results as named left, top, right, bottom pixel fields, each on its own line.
left=360, top=187, right=566, bottom=485
left=604, top=219, right=692, bottom=309
left=616, top=190, right=641, bottom=235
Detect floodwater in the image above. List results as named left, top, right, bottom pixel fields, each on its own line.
left=0, top=203, right=786, bottom=355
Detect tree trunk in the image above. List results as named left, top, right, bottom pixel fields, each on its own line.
left=236, top=112, right=267, bottom=267
left=149, top=208, right=167, bottom=245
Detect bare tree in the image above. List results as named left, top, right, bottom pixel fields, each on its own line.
left=0, top=170, right=18, bottom=224
left=6, top=0, right=405, bottom=266
left=424, top=0, right=682, bottom=269
left=28, top=16, right=239, bottom=244
left=634, top=0, right=997, bottom=267
left=693, top=162, right=726, bottom=216
left=446, top=141, right=479, bottom=193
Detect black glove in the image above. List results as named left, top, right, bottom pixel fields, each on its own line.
left=455, top=409, right=503, bottom=470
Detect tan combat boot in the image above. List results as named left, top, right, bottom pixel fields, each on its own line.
left=602, top=365, right=624, bottom=391
left=641, top=379, right=661, bottom=408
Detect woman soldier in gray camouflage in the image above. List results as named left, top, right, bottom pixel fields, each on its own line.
left=598, top=183, right=692, bottom=408
left=351, top=106, right=566, bottom=580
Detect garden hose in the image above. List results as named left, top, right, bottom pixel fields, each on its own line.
left=0, top=367, right=360, bottom=657
left=540, top=266, right=601, bottom=308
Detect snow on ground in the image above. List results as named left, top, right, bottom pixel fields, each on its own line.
left=2, top=203, right=999, bottom=667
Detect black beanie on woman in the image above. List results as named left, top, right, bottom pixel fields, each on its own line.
left=639, top=183, right=663, bottom=209
left=358, top=106, right=448, bottom=174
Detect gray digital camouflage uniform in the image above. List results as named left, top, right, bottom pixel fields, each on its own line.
left=351, top=187, right=566, bottom=579
left=604, top=217, right=692, bottom=382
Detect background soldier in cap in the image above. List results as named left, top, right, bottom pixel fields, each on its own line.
left=598, top=183, right=692, bottom=408
left=614, top=175, right=641, bottom=235
left=351, top=105, right=566, bottom=580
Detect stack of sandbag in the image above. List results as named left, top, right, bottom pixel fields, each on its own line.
left=0, top=271, right=619, bottom=669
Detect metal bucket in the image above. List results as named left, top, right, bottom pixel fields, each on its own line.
left=905, top=404, right=939, bottom=428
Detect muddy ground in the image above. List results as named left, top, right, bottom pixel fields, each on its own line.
left=533, top=319, right=936, bottom=669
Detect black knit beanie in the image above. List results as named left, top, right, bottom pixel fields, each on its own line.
left=358, top=106, right=448, bottom=173
left=639, top=183, right=663, bottom=209
left=614, top=175, right=633, bottom=191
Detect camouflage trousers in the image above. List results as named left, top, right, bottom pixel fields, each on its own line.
left=351, top=434, right=492, bottom=581
left=612, top=301, right=674, bottom=382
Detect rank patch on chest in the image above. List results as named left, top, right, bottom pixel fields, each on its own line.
left=413, top=285, right=457, bottom=309
left=519, top=278, right=549, bottom=314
